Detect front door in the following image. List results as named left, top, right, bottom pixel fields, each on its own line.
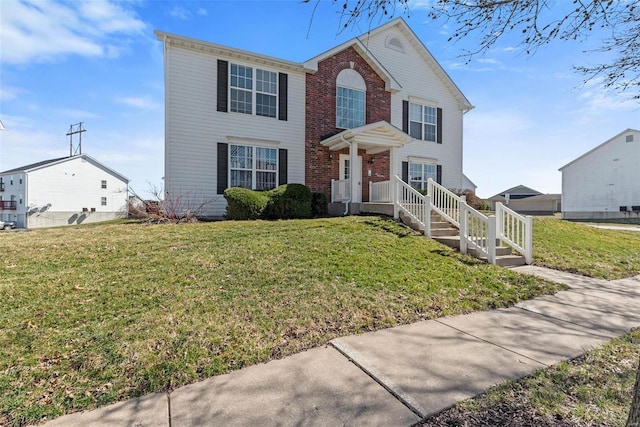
left=339, top=154, right=362, bottom=203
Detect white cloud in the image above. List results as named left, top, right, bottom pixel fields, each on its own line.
left=0, top=85, right=22, bottom=101
left=169, top=6, right=191, bottom=20
left=55, top=109, right=102, bottom=120
left=0, top=0, right=146, bottom=65
left=115, top=96, right=160, bottom=110
left=197, top=8, right=208, bottom=16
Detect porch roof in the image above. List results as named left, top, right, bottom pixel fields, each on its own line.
left=321, top=121, right=412, bottom=155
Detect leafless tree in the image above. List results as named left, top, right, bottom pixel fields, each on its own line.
left=321, top=0, right=639, bottom=99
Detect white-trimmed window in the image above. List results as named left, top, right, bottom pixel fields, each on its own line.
left=230, top=144, right=278, bottom=190
left=256, top=69, right=277, bottom=118
left=409, top=162, right=437, bottom=191
left=336, top=69, right=366, bottom=129
left=409, top=103, right=437, bottom=142
left=230, top=64, right=253, bottom=114
left=101, top=180, right=107, bottom=189
left=101, top=197, right=107, bottom=206
left=230, top=64, right=278, bottom=118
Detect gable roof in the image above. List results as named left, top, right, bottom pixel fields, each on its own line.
left=489, top=185, right=542, bottom=200
left=559, top=128, right=640, bottom=171
left=0, top=154, right=129, bottom=183
left=321, top=120, right=412, bottom=154
left=304, top=18, right=473, bottom=111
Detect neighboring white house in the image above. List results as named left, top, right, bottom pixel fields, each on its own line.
left=0, top=154, right=129, bottom=228
left=156, top=17, right=473, bottom=218
left=560, top=129, right=640, bottom=220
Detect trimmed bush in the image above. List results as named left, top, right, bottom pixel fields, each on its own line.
left=224, top=187, right=268, bottom=220
left=263, top=184, right=312, bottom=219
left=311, top=192, right=328, bottom=217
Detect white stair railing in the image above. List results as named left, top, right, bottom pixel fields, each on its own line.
left=459, top=202, right=497, bottom=264
left=369, top=180, right=391, bottom=202
left=392, top=175, right=430, bottom=237
left=330, top=179, right=350, bottom=203
left=495, top=202, right=533, bottom=264
left=426, top=178, right=461, bottom=227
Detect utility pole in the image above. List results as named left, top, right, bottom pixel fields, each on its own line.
left=67, top=122, right=86, bottom=156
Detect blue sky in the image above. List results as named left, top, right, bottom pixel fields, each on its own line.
left=1, top=0, right=638, bottom=198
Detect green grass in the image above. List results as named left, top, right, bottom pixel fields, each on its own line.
left=0, top=216, right=560, bottom=426
left=533, top=217, right=640, bottom=279
left=427, top=328, right=640, bottom=426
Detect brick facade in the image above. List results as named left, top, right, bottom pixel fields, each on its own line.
left=305, top=47, right=392, bottom=202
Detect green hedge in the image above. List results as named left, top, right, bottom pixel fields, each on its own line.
left=224, top=187, right=269, bottom=220
left=224, top=184, right=313, bottom=220
left=311, top=192, right=328, bottom=217
left=263, top=184, right=312, bottom=219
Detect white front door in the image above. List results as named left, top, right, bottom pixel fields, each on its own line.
left=339, top=154, right=362, bottom=203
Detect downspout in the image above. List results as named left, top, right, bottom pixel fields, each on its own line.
left=340, top=134, right=351, bottom=215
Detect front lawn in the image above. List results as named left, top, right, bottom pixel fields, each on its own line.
left=533, top=217, right=640, bottom=279
left=0, top=216, right=560, bottom=426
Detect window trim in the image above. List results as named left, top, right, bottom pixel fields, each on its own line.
left=409, top=102, right=437, bottom=142
left=228, top=62, right=279, bottom=118
left=228, top=144, right=279, bottom=191
left=408, top=161, right=438, bottom=191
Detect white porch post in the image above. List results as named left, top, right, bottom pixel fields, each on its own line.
left=390, top=147, right=398, bottom=214
left=350, top=141, right=360, bottom=203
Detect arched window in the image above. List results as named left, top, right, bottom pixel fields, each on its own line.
left=336, top=69, right=366, bottom=129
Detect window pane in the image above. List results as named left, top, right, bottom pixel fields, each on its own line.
left=336, top=87, right=365, bottom=128
left=409, top=103, right=422, bottom=121
left=424, top=124, right=436, bottom=142
left=231, top=170, right=252, bottom=189
left=256, top=147, right=277, bottom=171
left=424, top=106, right=436, bottom=124
left=409, top=163, right=423, bottom=181
left=256, top=69, right=277, bottom=94
left=256, top=93, right=277, bottom=118
left=230, top=88, right=252, bottom=114
left=409, top=121, right=422, bottom=139
left=256, top=171, right=276, bottom=190
left=230, top=145, right=253, bottom=169
left=230, top=64, right=252, bottom=90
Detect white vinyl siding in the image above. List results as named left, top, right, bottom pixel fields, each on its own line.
left=163, top=43, right=305, bottom=218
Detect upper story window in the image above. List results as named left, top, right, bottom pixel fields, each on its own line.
left=336, top=69, right=366, bottom=129
left=101, top=180, right=107, bottom=189
left=229, top=144, right=278, bottom=191
left=229, top=64, right=279, bottom=118
left=218, top=59, right=288, bottom=121
left=409, top=103, right=437, bottom=142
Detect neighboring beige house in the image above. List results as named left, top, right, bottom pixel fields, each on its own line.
left=488, top=185, right=561, bottom=215
left=560, top=128, right=640, bottom=220
left=0, top=154, right=129, bottom=228
left=156, top=17, right=474, bottom=218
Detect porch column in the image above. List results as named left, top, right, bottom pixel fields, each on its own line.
left=350, top=141, right=360, bottom=203
left=389, top=147, right=398, bottom=203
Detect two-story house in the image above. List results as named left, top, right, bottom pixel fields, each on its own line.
left=0, top=154, right=129, bottom=228
left=155, top=17, right=473, bottom=218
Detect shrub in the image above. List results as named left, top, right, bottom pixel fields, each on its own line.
left=224, top=187, right=268, bottom=220
left=263, top=184, right=312, bottom=219
left=311, top=192, right=328, bottom=217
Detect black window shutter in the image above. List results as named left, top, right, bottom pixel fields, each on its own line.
left=278, top=73, right=288, bottom=121
left=217, top=143, right=228, bottom=194
left=436, top=165, right=442, bottom=185
left=217, top=60, right=228, bottom=113
left=402, top=100, right=409, bottom=134
left=401, top=161, right=408, bottom=183
left=436, top=107, right=443, bottom=144
left=278, top=149, right=288, bottom=185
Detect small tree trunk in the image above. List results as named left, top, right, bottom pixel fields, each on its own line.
left=628, top=353, right=640, bottom=427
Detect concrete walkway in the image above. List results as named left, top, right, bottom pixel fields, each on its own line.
left=38, top=267, right=640, bottom=427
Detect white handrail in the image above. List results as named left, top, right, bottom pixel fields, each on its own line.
left=496, top=202, right=533, bottom=264
left=369, top=180, right=391, bottom=202
left=392, top=175, right=430, bottom=236
left=427, top=178, right=461, bottom=227
left=330, top=179, right=350, bottom=203
left=460, top=202, right=496, bottom=264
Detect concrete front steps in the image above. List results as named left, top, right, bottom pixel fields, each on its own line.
left=401, top=211, right=527, bottom=267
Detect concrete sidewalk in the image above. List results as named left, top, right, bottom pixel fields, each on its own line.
left=38, top=267, right=640, bottom=427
